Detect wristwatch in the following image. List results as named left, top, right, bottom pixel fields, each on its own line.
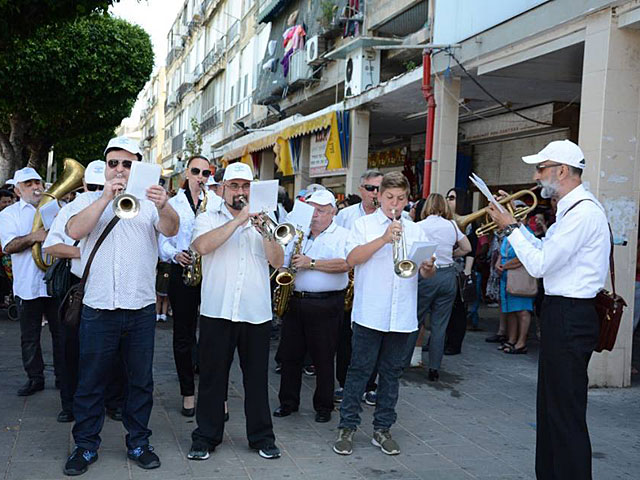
left=502, top=223, right=520, bottom=236
left=309, top=259, right=316, bottom=270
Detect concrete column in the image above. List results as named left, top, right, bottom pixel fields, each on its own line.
left=579, top=9, right=640, bottom=387
left=345, top=109, right=371, bottom=195
left=430, top=76, right=461, bottom=195
left=294, top=136, right=311, bottom=194
left=260, top=150, right=275, bottom=180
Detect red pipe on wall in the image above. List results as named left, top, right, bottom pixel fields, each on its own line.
left=421, top=49, right=436, bottom=198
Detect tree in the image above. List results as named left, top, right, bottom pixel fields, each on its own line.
left=0, top=14, right=153, bottom=183
left=184, top=118, right=204, bottom=159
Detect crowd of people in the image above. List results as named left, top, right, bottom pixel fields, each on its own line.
left=0, top=138, right=630, bottom=480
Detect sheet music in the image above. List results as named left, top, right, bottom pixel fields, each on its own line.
left=248, top=179, right=279, bottom=214
left=125, top=162, right=161, bottom=199
left=469, top=172, right=505, bottom=213
left=408, top=241, right=437, bottom=266
left=39, top=200, right=61, bottom=230
left=286, top=200, right=314, bottom=235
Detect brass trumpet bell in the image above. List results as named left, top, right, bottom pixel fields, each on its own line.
left=113, top=192, right=140, bottom=219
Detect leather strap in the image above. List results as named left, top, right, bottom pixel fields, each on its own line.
left=564, top=198, right=615, bottom=296
left=79, top=216, right=121, bottom=285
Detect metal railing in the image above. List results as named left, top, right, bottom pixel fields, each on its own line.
left=234, top=95, right=253, bottom=120
left=200, top=109, right=221, bottom=134
left=172, top=131, right=184, bottom=154
left=166, top=45, right=184, bottom=67
left=227, top=21, right=239, bottom=46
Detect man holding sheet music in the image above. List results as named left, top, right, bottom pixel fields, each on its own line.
left=187, top=162, right=284, bottom=462
left=334, top=172, right=436, bottom=457
left=62, top=136, right=179, bottom=476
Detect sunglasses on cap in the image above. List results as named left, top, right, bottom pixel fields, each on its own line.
left=190, top=167, right=212, bottom=178
left=107, top=159, right=133, bottom=169
left=362, top=184, right=379, bottom=192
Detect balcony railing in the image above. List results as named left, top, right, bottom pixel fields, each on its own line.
left=172, top=131, right=184, bottom=154
left=202, top=43, right=226, bottom=75
left=166, top=45, right=184, bottom=67
left=177, top=80, right=193, bottom=101
left=145, top=126, right=156, bottom=140
left=200, top=109, right=221, bottom=134
left=227, top=21, right=239, bottom=46
left=234, top=95, right=253, bottom=120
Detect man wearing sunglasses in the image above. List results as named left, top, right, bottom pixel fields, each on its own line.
left=188, top=162, right=283, bottom=462
left=487, top=140, right=610, bottom=480
left=62, top=137, right=179, bottom=476
left=334, top=169, right=383, bottom=407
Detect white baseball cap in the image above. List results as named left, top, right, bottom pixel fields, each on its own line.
left=307, top=190, right=336, bottom=207
left=6, top=178, right=16, bottom=185
left=14, top=167, right=43, bottom=184
left=104, top=136, right=143, bottom=159
left=223, top=162, right=253, bottom=182
left=522, top=140, right=586, bottom=169
left=206, top=176, right=218, bottom=186
left=85, top=160, right=106, bottom=186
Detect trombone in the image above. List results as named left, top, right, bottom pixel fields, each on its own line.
left=391, top=209, right=417, bottom=278
left=238, top=196, right=296, bottom=246
left=455, top=188, right=538, bottom=237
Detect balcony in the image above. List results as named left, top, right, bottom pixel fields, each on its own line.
left=234, top=95, right=253, bottom=120
left=200, top=108, right=221, bottom=134
left=166, top=45, right=184, bottom=67
left=177, top=79, right=194, bottom=102
left=172, top=131, right=184, bottom=154
left=202, top=43, right=226, bottom=77
left=145, top=126, right=156, bottom=141
left=227, top=21, right=239, bottom=47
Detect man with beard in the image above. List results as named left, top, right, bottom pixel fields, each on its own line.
left=187, top=162, right=283, bottom=461
left=0, top=168, right=64, bottom=397
left=487, top=140, right=610, bottom=480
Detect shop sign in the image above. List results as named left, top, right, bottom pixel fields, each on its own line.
left=310, top=129, right=347, bottom=178
left=459, top=103, right=555, bottom=142
left=368, top=147, right=407, bottom=169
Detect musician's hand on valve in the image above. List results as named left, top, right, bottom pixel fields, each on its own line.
left=175, top=251, right=192, bottom=267
left=382, top=220, right=402, bottom=244
left=487, top=203, right=517, bottom=230
left=234, top=204, right=251, bottom=227
left=146, top=185, right=168, bottom=210
left=291, top=254, right=311, bottom=270
left=102, top=176, right=126, bottom=201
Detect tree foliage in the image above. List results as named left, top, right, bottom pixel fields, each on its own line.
left=184, top=118, right=204, bottom=158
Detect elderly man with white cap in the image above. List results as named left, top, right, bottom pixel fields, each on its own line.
left=0, top=167, right=64, bottom=397
left=273, top=189, right=350, bottom=424
left=487, top=139, right=610, bottom=480
left=62, top=137, right=179, bottom=476
left=188, top=162, right=283, bottom=461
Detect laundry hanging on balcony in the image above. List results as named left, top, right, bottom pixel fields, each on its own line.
left=281, top=24, right=306, bottom=77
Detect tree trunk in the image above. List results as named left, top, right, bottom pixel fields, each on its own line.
left=0, top=113, right=30, bottom=185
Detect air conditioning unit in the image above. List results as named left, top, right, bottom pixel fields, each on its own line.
left=306, top=36, right=327, bottom=66
left=167, top=92, right=178, bottom=107
left=344, top=48, right=380, bottom=98
left=288, top=49, right=313, bottom=85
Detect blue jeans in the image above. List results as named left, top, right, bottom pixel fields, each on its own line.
left=339, top=323, right=409, bottom=431
left=72, top=304, right=156, bottom=451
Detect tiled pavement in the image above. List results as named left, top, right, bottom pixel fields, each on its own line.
left=1, top=308, right=639, bottom=480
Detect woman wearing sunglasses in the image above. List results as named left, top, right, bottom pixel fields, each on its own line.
left=158, top=156, right=219, bottom=418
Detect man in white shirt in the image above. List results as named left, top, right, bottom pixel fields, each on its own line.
left=62, top=137, right=179, bottom=476
left=487, top=140, right=610, bottom=480
left=334, top=170, right=383, bottom=405
left=0, top=167, right=63, bottom=397
left=188, top=162, right=284, bottom=461
left=273, top=190, right=350, bottom=423
left=334, top=172, right=435, bottom=457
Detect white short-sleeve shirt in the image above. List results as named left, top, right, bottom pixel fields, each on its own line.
left=417, top=215, right=464, bottom=266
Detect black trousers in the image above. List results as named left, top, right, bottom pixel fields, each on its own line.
left=278, top=293, right=343, bottom=413
left=16, top=296, right=63, bottom=383
left=192, top=317, right=275, bottom=451
left=445, top=288, right=467, bottom=352
left=536, top=295, right=599, bottom=480
left=336, top=308, right=377, bottom=391
left=168, top=264, right=200, bottom=396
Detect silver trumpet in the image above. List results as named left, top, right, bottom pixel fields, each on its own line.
left=238, top=196, right=296, bottom=245
left=391, top=209, right=417, bottom=278
left=113, top=175, right=140, bottom=219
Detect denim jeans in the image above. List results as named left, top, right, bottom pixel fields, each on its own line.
left=339, top=323, right=409, bottom=431
left=72, top=304, right=156, bottom=451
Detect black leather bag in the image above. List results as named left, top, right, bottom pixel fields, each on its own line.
left=45, top=240, right=79, bottom=299
left=59, top=217, right=120, bottom=327
left=457, top=271, right=477, bottom=304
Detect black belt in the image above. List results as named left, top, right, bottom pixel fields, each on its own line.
left=292, top=290, right=345, bottom=299
left=544, top=295, right=595, bottom=304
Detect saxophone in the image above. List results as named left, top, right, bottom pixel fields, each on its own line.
left=182, top=184, right=208, bottom=287
left=343, top=269, right=355, bottom=311
left=272, top=229, right=304, bottom=317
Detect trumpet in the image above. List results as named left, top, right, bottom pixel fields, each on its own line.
left=112, top=174, right=140, bottom=219
left=391, top=209, right=417, bottom=278
left=455, top=188, right=538, bottom=237
left=238, top=196, right=296, bottom=246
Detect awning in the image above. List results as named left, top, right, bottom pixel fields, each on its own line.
left=257, top=0, right=292, bottom=24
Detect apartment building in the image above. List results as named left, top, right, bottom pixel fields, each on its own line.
left=138, top=67, right=167, bottom=165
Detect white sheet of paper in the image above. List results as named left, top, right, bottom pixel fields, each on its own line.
left=125, top=162, right=161, bottom=199
left=408, top=241, right=438, bottom=266
left=249, top=179, right=279, bottom=214
left=39, top=200, right=61, bottom=230
left=286, top=200, right=314, bottom=234
left=469, top=172, right=505, bottom=213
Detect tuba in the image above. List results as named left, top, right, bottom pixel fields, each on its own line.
left=272, top=229, right=304, bottom=317
left=31, top=158, right=85, bottom=271
left=182, top=185, right=208, bottom=287
left=391, top=209, right=417, bottom=278
left=455, top=188, right=538, bottom=237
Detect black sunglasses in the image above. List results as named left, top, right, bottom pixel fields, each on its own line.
left=86, top=184, right=104, bottom=192
left=446, top=195, right=456, bottom=201
left=107, top=159, right=133, bottom=169
left=190, top=167, right=212, bottom=178
left=363, top=184, right=379, bottom=192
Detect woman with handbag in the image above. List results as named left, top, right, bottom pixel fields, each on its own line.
left=405, top=193, right=471, bottom=381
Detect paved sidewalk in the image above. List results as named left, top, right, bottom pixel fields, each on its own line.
left=1, top=308, right=639, bottom=480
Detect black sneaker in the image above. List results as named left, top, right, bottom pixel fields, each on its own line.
left=127, top=445, right=160, bottom=470
left=187, top=444, right=211, bottom=461
left=303, top=365, right=316, bottom=377
left=258, top=444, right=282, bottom=459
left=63, top=447, right=98, bottom=476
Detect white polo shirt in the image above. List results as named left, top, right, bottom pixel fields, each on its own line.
left=283, top=221, right=350, bottom=292
left=192, top=202, right=277, bottom=324
left=335, top=202, right=368, bottom=230
left=346, top=208, right=429, bottom=333
left=0, top=200, right=48, bottom=300
left=417, top=215, right=464, bottom=266
left=42, top=200, right=82, bottom=278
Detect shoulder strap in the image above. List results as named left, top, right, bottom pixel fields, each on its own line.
left=80, top=216, right=120, bottom=284
left=565, top=198, right=616, bottom=295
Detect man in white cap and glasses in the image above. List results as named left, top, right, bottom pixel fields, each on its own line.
left=188, top=161, right=284, bottom=461
left=0, top=167, right=64, bottom=397
left=61, top=137, right=179, bottom=475
left=273, top=190, right=350, bottom=424
left=487, top=139, right=610, bottom=480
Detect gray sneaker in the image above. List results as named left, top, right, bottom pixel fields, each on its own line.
left=333, top=427, right=355, bottom=455
left=371, top=429, right=400, bottom=455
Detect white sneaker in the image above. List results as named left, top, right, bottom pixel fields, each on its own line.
left=410, top=347, right=422, bottom=367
